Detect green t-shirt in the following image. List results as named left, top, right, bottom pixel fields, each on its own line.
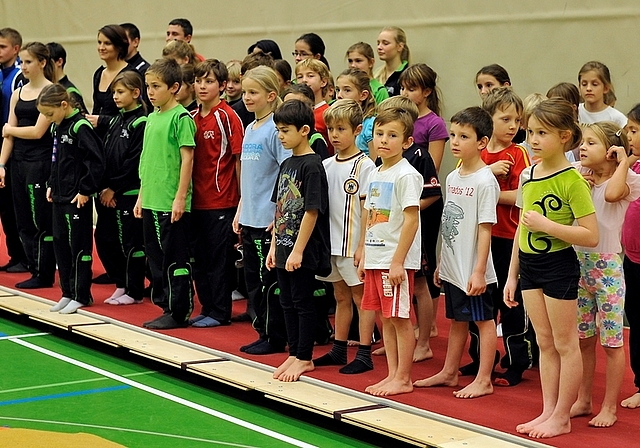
left=516, top=165, right=595, bottom=254
left=369, top=77, right=389, bottom=104
left=139, top=104, right=196, bottom=212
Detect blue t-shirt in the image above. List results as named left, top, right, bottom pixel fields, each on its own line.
left=239, top=115, right=291, bottom=227
left=356, top=116, right=375, bottom=156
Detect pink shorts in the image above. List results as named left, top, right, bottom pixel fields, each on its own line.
left=361, top=269, right=414, bottom=319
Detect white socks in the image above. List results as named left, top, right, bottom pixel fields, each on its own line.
left=50, top=297, right=71, bottom=312
left=59, top=300, right=84, bottom=314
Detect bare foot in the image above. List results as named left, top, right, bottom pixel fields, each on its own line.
left=569, top=400, right=592, bottom=418
left=365, top=375, right=392, bottom=394
left=369, top=378, right=413, bottom=396
left=430, top=325, right=438, bottom=338
left=516, top=413, right=551, bottom=434
left=528, top=417, right=571, bottom=438
left=621, top=392, right=640, bottom=408
left=453, top=378, right=493, bottom=399
left=273, top=356, right=295, bottom=379
left=413, top=370, right=458, bottom=388
left=347, top=340, right=359, bottom=347
left=412, top=345, right=433, bottom=363
left=588, top=407, right=617, bottom=427
left=372, top=346, right=386, bottom=356
left=278, top=359, right=314, bottom=382
left=414, top=325, right=420, bottom=340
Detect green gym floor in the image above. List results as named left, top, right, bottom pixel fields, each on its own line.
left=0, top=316, right=381, bottom=447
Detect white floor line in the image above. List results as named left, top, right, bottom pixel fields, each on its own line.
left=0, top=416, right=259, bottom=447
left=10, top=338, right=317, bottom=448
left=0, top=332, right=49, bottom=341
left=0, top=371, right=158, bottom=395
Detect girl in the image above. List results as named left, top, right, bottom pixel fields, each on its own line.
left=621, top=104, right=640, bottom=410
left=546, top=82, right=581, bottom=160
left=577, top=61, right=627, bottom=128
left=570, top=122, right=640, bottom=428
left=0, top=42, right=56, bottom=289
left=295, top=58, right=332, bottom=154
left=475, top=64, right=511, bottom=99
left=176, top=64, right=197, bottom=112
left=162, top=39, right=197, bottom=66
left=248, top=39, right=283, bottom=60
left=232, top=66, right=289, bottom=355
left=335, top=68, right=375, bottom=157
left=399, top=63, right=448, bottom=172
left=292, top=33, right=330, bottom=68
left=101, top=71, right=147, bottom=306
left=374, top=27, right=409, bottom=97
left=274, top=59, right=292, bottom=91
left=37, top=84, right=104, bottom=314
left=346, top=42, right=389, bottom=104
left=504, top=98, right=598, bottom=439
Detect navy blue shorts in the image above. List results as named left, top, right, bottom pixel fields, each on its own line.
left=443, top=280, right=495, bottom=322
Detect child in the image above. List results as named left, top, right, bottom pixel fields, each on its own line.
left=477, top=87, right=533, bottom=387
left=162, top=39, right=197, bottom=66
left=232, top=51, right=275, bottom=130
left=232, top=66, right=290, bottom=354
left=274, top=59, right=292, bottom=92
left=346, top=42, right=389, bottom=104
left=374, top=27, right=410, bottom=97
left=36, top=84, right=104, bottom=314
left=281, top=85, right=329, bottom=159
left=312, top=99, right=377, bottom=374
left=334, top=68, right=375, bottom=157
left=0, top=42, right=56, bottom=289
left=475, top=64, right=511, bottom=99
left=224, top=60, right=242, bottom=106
left=570, top=122, right=640, bottom=427
left=578, top=61, right=627, bottom=128
left=622, top=104, right=640, bottom=410
left=414, top=106, right=499, bottom=399
left=101, top=71, right=147, bottom=306
left=504, top=98, right=598, bottom=438
left=46, top=42, right=89, bottom=115
left=399, top=63, right=448, bottom=172
left=358, top=104, right=422, bottom=396
left=379, top=96, right=443, bottom=363
left=295, top=58, right=332, bottom=154
left=266, top=99, right=330, bottom=382
left=134, top=58, right=196, bottom=330
left=189, top=59, right=244, bottom=328
left=176, top=64, right=197, bottom=112
left=546, top=83, right=581, bottom=161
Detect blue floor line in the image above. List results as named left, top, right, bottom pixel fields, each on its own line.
left=0, top=385, right=131, bottom=407
left=0, top=332, right=7, bottom=337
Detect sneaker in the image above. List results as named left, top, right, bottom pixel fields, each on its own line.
left=16, top=276, right=53, bottom=289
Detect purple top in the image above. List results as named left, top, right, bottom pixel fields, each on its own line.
left=413, top=111, right=448, bottom=150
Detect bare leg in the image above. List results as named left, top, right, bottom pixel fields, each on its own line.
left=333, top=280, right=354, bottom=342
left=414, top=320, right=467, bottom=388
left=431, top=295, right=440, bottom=337
left=589, top=346, right=624, bottom=427
left=570, top=336, right=596, bottom=417
left=413, top=277, right=434, bottom=362
left=370, top=316, right=414, bottom=396
left=454, top=319, right=495, bottom=398
left=366, top=315, right=395, bottom=394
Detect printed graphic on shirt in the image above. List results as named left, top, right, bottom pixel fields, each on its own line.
left=527, top=192, right=561, bottom=254
left=441, top=201, right=464, bottom=252
left=365, top=181, right=393, bottom=246
left=241, top=142, right=262, bottom=161
left=274, top=167, right=305, bottom=248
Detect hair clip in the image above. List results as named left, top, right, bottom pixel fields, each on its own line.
left=615, top=129, right=622, bottom=137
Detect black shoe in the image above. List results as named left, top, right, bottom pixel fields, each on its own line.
left=245, top=340, right=285, bottom=355
left=92, top=273, right=115, bottom=284
left=144, top=314, right=187, bottom=329
left=6, top=261, right=29, bottom=273
left=231, top=312, right=252, bottom=323
left=15, top=276, right=53, bottom=289
left=240, top=338, right=265, bottom=352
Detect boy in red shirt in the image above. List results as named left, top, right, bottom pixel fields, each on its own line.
left=189, top=59, right=244, bottom=327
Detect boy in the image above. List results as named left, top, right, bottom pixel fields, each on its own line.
left=0, top=28, right=28, bottom=273
left=266, top=99, right=330, bottom=382
left=120, top=23, right=150, bottom=76
left=312, top=99, right=376, bottom=374
left=414, top=107, right=499, bottom=399
left=358, top=106, right=423, bottom=396
left=189, top=59, right=244, bottom=328
left=46, top=42, right=88, bottom=115
left=224, top=60, right=242, bottom=106
left=295, top=58, right=332, bottom=154
left=477, top=87, right=533, bottom=386
left=134, top=58, right=196, bottom=329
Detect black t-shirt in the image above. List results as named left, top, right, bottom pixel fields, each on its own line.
left=232, top=100, right=255, bottom=130
left=271, top=153, right=330, bottom=274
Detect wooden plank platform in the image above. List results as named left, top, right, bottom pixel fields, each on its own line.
left=73, top=324, right=224, bottom=368
left=0, top=295, right=104, bottom=329
left=187, top=360, right=274, bottom=391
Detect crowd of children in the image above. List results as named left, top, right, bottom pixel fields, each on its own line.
left=1, top=20, right=640, bottom=440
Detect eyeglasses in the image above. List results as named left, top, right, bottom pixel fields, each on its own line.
left=292, top=51, right=312, bottom=58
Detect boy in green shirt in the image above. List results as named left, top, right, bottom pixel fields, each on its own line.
left=134, top=58, right=196, bottom=329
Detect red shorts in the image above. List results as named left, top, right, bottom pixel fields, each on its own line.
left=361, top=269, right=414, bottom=319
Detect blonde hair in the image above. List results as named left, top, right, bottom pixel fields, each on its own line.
left=583, top=121, right=629, bottom=154
left=381, top=26, right=410, bottom=62
left=162, top=40, right=197, bottom=65
left=375, top=96, right=418, bottom=140
left=295, top=58, right=331, bottom=96
left=226, top=59, right=241, bottom=82
left=242, top=66, right=283, bottom=111
left=376, top=96, right=419, bottom=122
left=323, top=99, right=363, bottom=131
left=522, top=93, right=546, bottom=129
